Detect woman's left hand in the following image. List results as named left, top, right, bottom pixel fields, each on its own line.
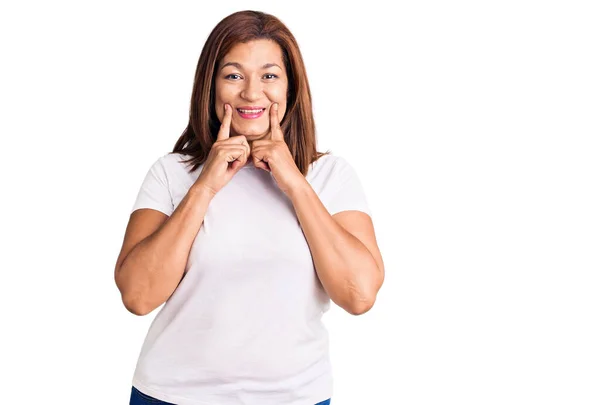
left=251, top=103, right=307, bottom=197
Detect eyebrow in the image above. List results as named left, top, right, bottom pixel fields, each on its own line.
left=220, top=62, right=282, bottom=71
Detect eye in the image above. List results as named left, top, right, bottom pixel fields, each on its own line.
left=224, top=73, right=279, bottom=80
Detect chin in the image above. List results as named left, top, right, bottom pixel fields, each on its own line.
left=233, top=125, right=268, bottom=138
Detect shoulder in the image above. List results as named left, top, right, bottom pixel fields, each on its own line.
left=160, top=152, right=193, bottom=167
left=310, top=153, right=344, bottom=171
left=153, top=152, right=198, bottom=175
left=138, top=153, right=196, bottom=189
left=307, top=154, right=357, bottom=189
left=309, top=153, right=356, bottom=177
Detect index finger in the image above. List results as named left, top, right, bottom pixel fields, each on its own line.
left=217, top=104, right=233, bottom=141
left=269, top=103, right=283, bottom=141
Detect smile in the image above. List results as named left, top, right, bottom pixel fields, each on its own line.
left=236, top=108, right=265, bottom=119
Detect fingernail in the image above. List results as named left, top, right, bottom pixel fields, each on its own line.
left=274, top=103, right=278, bottom=111
left=225, top=104, right=229, bottom=111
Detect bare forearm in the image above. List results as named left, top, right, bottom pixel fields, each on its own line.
left=289, top=181, right=380, bottom=315
left=118, top=186, right=214, bottom=314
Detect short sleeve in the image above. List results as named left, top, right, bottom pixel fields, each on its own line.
left=321, top=157, right=372, bottom=217
left=130, top=156, right=174, bottom=216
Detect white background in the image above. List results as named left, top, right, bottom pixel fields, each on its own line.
left=1, top=1, right=598, bottom=404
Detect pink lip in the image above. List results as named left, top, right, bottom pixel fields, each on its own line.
left=236, top=107, right=266, bottom=119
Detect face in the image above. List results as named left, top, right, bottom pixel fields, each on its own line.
left=215, top=39, right=288, bottom=140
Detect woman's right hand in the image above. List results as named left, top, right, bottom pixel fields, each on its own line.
left=193, top=104, right=250, bottom=195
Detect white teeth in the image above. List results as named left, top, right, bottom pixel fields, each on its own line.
left=238, top=109, right=263, bottom=114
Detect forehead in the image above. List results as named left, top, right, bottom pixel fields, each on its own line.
left=219, top=39, right=284, bottom=69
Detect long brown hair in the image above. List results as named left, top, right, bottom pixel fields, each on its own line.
left=172, top=10, right=330, bottom=175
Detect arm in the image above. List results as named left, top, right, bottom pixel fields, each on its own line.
left=289, top=180, right=384, bottom=315
left=114, top=186, right=214, bottom=316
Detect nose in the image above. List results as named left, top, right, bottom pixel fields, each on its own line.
left=240, top=76, right=263, bottom=101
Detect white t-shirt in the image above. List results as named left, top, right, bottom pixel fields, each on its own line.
left=129, top=152, right=371, bottom=405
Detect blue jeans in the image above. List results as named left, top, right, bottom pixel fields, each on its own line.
left=130, top=386, right=331, bottom=404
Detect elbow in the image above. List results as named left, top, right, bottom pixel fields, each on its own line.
left=336, top=276, right=380, bottom=316
left=122, top=295, right=151, bottom=316
left=115, top=267, right=150, bottom=316
left=332, top=292, right=374, bottom=316
left=347, top=297, right=376, bottom=316
left=349, top=276, right=382, bottom=315
left=118, top=283, right=152, bottom=316
left=347, top=269, right=382, bottom=316
left=343, top=288, right=376, bottom=315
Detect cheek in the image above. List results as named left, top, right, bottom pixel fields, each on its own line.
left=214, top=85, right=230, bottom=121
left=214, top=100, right=223, bottom=121
left=214, top=83, right=230, bottom=104
left=267, top=86, right=288, bottom=121
left=266, top=84, right=287, bottom=102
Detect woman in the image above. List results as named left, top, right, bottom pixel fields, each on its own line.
left=115, top=10, right=385, bottom=405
